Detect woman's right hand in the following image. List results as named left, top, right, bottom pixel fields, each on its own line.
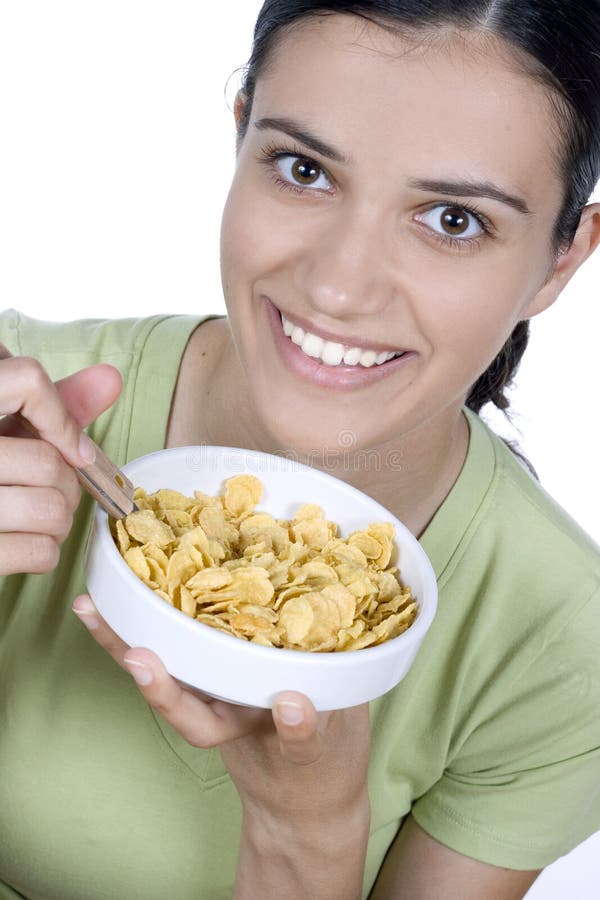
left=0, top=351, right=122, bottom=576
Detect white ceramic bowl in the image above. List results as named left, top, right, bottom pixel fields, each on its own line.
left=84, top=445, right=437, bottom=710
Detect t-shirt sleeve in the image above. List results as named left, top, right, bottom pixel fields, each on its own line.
left=411, top=587, right=600, bottom=870
left=0, top=309, right=21, bottom=351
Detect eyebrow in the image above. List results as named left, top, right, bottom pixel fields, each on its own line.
left=407, top=178, right=533, bottom=216
left=254, top=116, right=350, bottom=165
left=254, top=117, right=532, bottom=216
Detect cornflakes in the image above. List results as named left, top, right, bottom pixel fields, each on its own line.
left=110, top=474, right=417, bottom=652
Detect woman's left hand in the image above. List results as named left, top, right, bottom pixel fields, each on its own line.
left=72, top=592, right=371, bottom=839
left=74, top=593, right=371, bottom=897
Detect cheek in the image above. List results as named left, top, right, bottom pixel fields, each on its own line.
left=221, top=170, right=316, bottom=296
left=220, top=179, right=262, bottom=287
left=410, top=257, right=533, bottom=348
left=221, top=176, right=288, bottom=281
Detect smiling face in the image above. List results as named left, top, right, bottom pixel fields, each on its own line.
left=219, top=14, right=567, bottom=455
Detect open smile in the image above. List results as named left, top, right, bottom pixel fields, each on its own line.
left=281, top=312, right=405, bottom=368
left=265, top=299, right=415, bottom=391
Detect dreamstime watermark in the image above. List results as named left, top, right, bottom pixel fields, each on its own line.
left=185, top=430, right=404, bottom=474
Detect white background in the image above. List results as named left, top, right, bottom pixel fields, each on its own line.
left=0, top=3, right=598, bottom=896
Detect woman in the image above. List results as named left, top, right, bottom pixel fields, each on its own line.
left=1, top=1, right=599, bottom=897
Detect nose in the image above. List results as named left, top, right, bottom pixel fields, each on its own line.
left=293, top=204, right=396, bottom=319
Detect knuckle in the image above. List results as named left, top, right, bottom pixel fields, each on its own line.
left=187, top=731, right=217, bottom=750
left=152, top=697, right=175, bottom=719
left=54, top=509, right=75, bottom=543
left=283, top=745, right=320, bottom=766
left=29, top=534, right=60, bottom=572
left=35, top=442, right=65, bottom=484
left=40, top=487, right=70, bottom=530
left=65, top=471, right=82, bottom=507
left=19, top=356, right=50, bottom=393
left=101, top=636, right=123, bottom=658
left=15, top=359, right=77, bottom=450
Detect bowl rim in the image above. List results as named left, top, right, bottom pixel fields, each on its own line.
left=93, top=444, right=438, bottom=662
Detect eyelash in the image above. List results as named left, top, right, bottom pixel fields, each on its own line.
left=258, top=141, right=326, bottom=196
left=257, top=142, right=495, bottom=252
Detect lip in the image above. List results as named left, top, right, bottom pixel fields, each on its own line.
left=265, top=298, right=416, bottom=392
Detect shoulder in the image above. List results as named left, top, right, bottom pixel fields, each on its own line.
left=464, top=412, right=599, bottom=592
left=406, top=420, right=600, bottom=871
left=427, top=412, right=600, bottom=698
left=0, top=309, right=205, bottom=377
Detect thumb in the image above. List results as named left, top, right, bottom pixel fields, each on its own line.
left=55, top=364, right=123, bottom=428
left=272, top=692, right=331, bottom=766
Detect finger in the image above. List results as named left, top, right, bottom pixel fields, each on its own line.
left=0, top=438, right=81, bottom=519
left=0, top=532, right=60, bottom=575
left=0, top=364, right=122, bottom=438
left=54, top=364, right=122, bottom=428
left=121, top=647, right=266, bottom=747
left=272, top=692, right=330, bottom=766
left=0, top=436, right=69, bottom=485
left=72, top=595, right=265, bottom=747
left=0, top=355, right=96, bottom=468
left=72, top=594, right=130, bottom=658
left=0, top=483, right=79, bottom=538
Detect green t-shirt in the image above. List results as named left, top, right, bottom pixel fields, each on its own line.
left=0, top=310, right=599, bottom=900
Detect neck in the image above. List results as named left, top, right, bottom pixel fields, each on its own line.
left=171, top=322, right=471, bottom=538
left=339, top=413, right=470, bottom=536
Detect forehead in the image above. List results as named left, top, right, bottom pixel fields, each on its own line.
left=252, top=14, right=564, bottom=212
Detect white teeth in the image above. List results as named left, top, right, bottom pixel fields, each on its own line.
left=343, top=347, right=362, bottom=366
left=291, top=325, right=305, bottom=346
left=360, top=350, right=377, bottom=368
left=320, top=341, right=344, bottom=366
left=281, top=313, right=401, bottom=368
left=301, top=332, right=325, bottom=358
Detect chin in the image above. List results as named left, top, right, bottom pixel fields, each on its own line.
left=255, top=403, right=370, bottom=464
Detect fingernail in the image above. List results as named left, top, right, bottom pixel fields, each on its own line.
left=72, top=596, right=99, bottom=630
left=276, top=701, right=304, bottom=726
left=79, top=432, right=96, bottom=466
left=73, top=595, right=95, bottom=614
left=123, top=657, right=153, bottom=686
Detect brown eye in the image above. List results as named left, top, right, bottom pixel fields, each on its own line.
left=416, top=203, right=486, bottom=245
left=441, top=207, right=470, bottom=235
left=274, top=154, right=332, bottom=191
left=291, top=157, right=321, bottom=185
